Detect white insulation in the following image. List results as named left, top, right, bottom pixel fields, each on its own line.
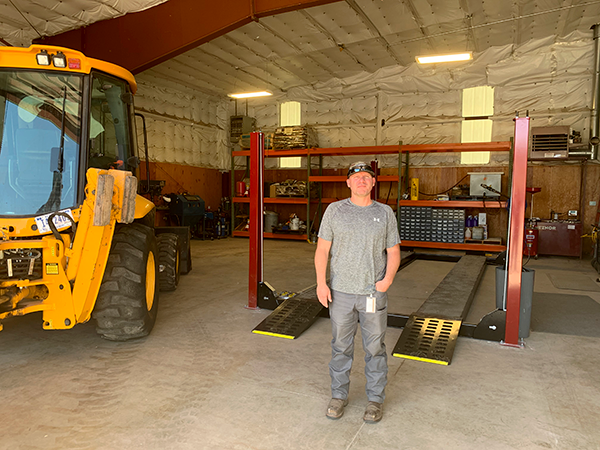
left=0, top=0, right=168, bottom=47
left=133, top=30, right=597, bottom=172
left=237, top=30, right=596, bottom=170
left=134, top=74, right=230, bottom=169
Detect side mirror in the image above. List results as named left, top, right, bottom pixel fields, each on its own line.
left=120, top=92, right=134, bottom=104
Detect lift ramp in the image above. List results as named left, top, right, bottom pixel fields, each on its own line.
left=252, top=285, right=324, bottom=339
left=392, top=255, right=487, bottom=365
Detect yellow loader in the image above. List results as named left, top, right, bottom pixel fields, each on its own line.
left=0, top=45, right=189, bottom=340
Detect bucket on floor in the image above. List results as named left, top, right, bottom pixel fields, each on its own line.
left=495, top=266, right=534, bottom=338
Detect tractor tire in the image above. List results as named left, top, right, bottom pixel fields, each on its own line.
left=181, top=243, right=192, bottom=275
left=157, top=233, right=180, bottom=291
left=93, top=223, right=159, bottom=341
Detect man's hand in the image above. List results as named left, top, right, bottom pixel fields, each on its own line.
left=315, top=238, right=333, bottom=307
left=317, top=283, right=332, bottom=308
left=375, top=279, right=392, bottom=293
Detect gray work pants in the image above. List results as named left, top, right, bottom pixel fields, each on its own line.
left=329, top=289, right=388, bottom=403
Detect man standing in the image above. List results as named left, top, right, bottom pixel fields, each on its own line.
left=315, top=161, right=400, bottom=423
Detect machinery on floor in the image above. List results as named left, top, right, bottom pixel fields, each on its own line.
left=0, top=45, right=190, bottom=340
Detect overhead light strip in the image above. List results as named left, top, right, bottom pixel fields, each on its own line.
left=416, top=52, right=472, bottom=64
left=228, top=91, right=272, bottom=99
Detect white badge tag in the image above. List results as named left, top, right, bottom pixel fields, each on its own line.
left=366, top=295, right=376, bottom=313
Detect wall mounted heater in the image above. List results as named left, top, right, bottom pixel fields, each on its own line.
left=529, top=126, right=570, bottom=160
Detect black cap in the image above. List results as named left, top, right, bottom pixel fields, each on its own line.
left=347, top=161, right=375, bottom=178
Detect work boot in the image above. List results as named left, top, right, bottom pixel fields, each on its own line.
left=326, top=398, right=349, bottom=420
left=363, top=401, right=383, bottom=423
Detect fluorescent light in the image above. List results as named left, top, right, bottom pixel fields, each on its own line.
left=416, top=52, right=472, bottom=64
left=228, top=91, right=272, bottom=99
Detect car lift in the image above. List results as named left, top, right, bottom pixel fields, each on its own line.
left=249, top=114, right=530, bottom=357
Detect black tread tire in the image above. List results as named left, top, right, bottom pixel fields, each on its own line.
left=93, top=223, right=159, bottom=341
left=157, top=233, right=180, bottom=291
left=181, top=244, right=192, bottom=275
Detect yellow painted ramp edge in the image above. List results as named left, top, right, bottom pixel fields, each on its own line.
left=392, top=353, right=449, bottom=366
left=252, top=330, right=296, bottom=339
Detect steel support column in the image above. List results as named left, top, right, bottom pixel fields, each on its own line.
left=504, top=116, right=530, bottom=346
left=248, top=132, right=265, bottom=309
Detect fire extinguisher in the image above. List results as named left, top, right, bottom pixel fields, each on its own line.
left=523, top=222, right=539, bottom=258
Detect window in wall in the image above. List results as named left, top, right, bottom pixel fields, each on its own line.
left=279, top=101, right=301, bottom=168
left=461, top=86, right=494, bottom=165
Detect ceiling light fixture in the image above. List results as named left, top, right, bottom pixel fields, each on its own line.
left=228, top=91, right=272, bottom=99
left=416, top=52, right=472, bottom=64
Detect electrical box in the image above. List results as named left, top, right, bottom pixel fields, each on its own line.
left=230, top=115, right=255, bottom=141
left=469, top=172, right=503, bottom=198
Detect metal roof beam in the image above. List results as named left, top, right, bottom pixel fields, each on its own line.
left=300, top=9, right=371, bottom=71
left=255, top=20, right=338, bottom=78
left=222, top=35, right=314, bottom=85
left=344, top=0, right=402, bottom=65
left=34, top=0, right=343, bottom=74
left=457, top=0, right=478, bottom=53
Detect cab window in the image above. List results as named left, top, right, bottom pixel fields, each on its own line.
left=88, top=73, right=133, bottom=171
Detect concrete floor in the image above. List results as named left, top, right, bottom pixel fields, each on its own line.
left=2, top=238, right=600, bottom=450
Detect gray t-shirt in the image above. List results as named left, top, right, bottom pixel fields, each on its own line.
left=318, top=198, right=400, bottom=295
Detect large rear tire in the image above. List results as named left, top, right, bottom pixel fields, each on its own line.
left=94, top=223, right=159, bottom=341
left=157, top=233, right=180, bottom=291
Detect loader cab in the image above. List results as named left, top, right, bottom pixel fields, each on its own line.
left=0, top=46, right=138, bottom=222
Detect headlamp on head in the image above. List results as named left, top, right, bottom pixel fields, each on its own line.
left=347, top=161, right=375, bottom=178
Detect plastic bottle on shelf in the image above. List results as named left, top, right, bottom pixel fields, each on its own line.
left=465, top=227, right=472, bottom=239
left=466, top=215, right=473, bottom=228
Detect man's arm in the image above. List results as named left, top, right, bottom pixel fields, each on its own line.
left=375, top=244, right=400, bottom=293
left=315, top=237, right=333, bottom=308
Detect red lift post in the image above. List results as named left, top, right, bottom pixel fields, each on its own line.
left=248, top=132, right=265, bottom=309
left=504, top=116, right=530, bottom=346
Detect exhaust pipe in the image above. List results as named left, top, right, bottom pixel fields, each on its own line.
left=591, top=24, right=600, bottom=159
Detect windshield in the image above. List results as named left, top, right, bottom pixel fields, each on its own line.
left=0, top=70, right=82, bottom=216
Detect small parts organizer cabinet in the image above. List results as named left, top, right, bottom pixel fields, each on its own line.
left=400, top=206, right=465, bottom=244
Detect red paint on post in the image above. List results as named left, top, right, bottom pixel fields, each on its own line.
left=248, top=132, right=265, bottom=309
left=504, top=117, right=530, bottom=345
